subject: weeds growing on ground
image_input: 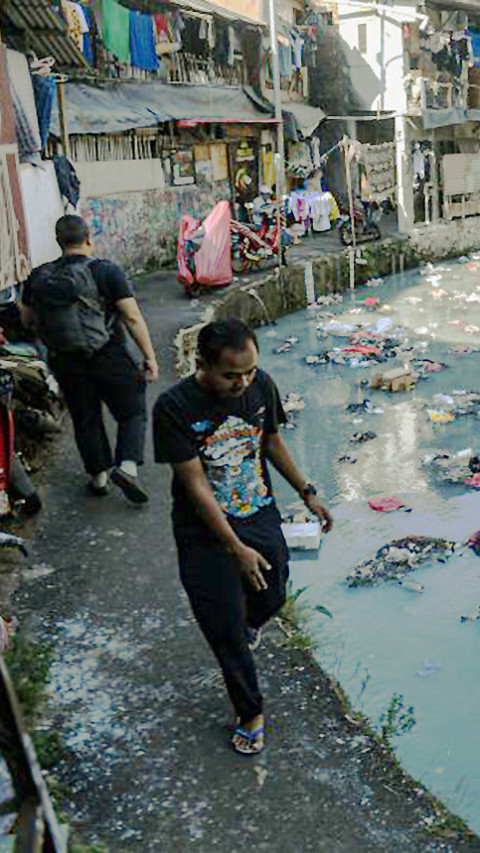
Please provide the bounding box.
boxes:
[4,634,53,725]
[378,692,416,744]
[279,582,332,651]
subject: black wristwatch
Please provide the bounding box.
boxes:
[302,483,317,498]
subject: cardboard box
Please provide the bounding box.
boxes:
[281,522,322,550]
[370,367,417,392]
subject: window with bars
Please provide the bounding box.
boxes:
[358,23,367,54]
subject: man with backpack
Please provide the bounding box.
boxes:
[21,215,159,503]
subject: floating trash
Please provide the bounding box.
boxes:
[417,659,442,678]
[367,496,411,513]
[346,536,457,587]
[460,605,480,623]
[282,392,305,413]
[350,430,376,443]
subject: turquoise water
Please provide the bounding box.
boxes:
[257,257,480,836]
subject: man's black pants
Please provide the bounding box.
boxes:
[175,505,289,723]
[50,339,147,476]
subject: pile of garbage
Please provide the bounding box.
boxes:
[346,535,458,587]
[421,448,480,486]
[426,391,480,429]
[0,329,63,517]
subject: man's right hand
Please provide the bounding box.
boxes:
[144,358,159,382]
[233,543,272,592]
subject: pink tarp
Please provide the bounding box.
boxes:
[177,200,232,287]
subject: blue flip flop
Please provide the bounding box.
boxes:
[231,723,265,755]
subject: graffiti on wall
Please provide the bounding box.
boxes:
[81,182,231,273]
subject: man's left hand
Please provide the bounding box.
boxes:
[304,495,333,532]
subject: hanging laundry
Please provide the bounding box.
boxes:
[207,20,215,50]
[311,137,321,170]
[278,31,292,78]
[81,5,100,66]
[129,11,159,71]
[154,13,169,42]
[60,1,89,51]
[154,13,181,55]
[468,29,480,67]
[53,155,81,208]
[291,32,304,69]
[31,75,56,151]
[228,26,242,66]
[228,26,235,65]
[6,49,42,164]
[101,0,130,63]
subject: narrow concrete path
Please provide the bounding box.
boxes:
[12,269,479,851]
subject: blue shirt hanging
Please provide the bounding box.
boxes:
[129,11,159,71]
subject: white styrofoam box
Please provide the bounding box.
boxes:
[281,522,322,550]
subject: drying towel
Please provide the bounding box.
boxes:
[60,1,89,51]
[101,0,130,63]
[129,10,159,71]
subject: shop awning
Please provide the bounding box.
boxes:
[49,80,278,135]
[244,86,326,139]
[281,99,325,139]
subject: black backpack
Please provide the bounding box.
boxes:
[30,258,112,356]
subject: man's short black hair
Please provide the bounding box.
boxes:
[197,319,258,364]
[55,215,90,249]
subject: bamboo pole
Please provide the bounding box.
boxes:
[56,80,71,160]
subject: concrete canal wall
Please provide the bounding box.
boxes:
[175,216,480,373]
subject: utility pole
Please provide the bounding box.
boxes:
[268,0,285,267]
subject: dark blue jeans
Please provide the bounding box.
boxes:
[50,338,146,475]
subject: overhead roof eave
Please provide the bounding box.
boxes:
[49,79,277,135]
[116,0,266,27]
[425,0,480,16]
[2,0,90,70]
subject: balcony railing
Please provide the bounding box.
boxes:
[406,72,480,114]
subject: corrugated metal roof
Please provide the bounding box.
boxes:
[2,0,90,70]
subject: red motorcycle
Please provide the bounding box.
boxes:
[231,215,280,274]
[231,199,289,274]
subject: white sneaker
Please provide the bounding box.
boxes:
[247,627,262,651]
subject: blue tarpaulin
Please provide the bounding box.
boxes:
[50,80,277,135]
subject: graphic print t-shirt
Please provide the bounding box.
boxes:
[153,369,286,522]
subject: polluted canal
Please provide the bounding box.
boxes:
[257,254,480,837]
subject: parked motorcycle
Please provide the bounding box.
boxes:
[231,203,288,273]
[337,200,383,245]
[231,216,279,274]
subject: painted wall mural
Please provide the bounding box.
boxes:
[81,181,231,273]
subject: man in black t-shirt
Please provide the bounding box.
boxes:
[153,319,332,755]
[21,215,159,503]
